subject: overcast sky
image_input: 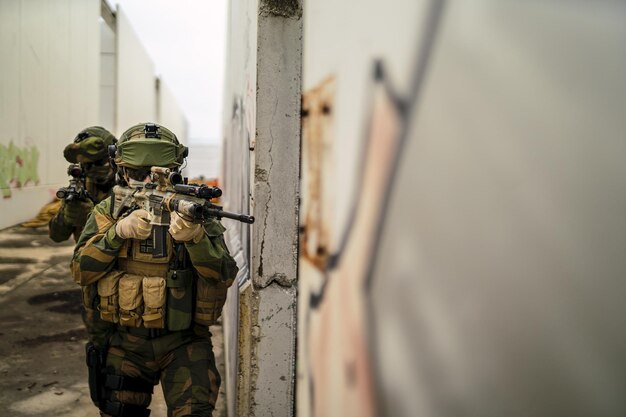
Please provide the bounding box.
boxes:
[106,0,228,144]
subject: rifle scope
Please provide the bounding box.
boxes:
[174,184,222,200]
[67,164,83,178]
[56,188,76,201]
[168,172,183,185]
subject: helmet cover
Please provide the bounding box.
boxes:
[63,126,117,164]
[114,123,187,168]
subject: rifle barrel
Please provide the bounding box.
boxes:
[203,206,255,224]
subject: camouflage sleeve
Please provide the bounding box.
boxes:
[71,197,125,286]
[48,208,75,243]
[185,219,239,284]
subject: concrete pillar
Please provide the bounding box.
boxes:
[240,1,302,415]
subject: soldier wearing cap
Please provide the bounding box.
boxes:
[49,126,118,242]
[49,126,119,381]
[72,123,238,417]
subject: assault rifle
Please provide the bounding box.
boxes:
[56,164,94,203]
[111,167,254,257]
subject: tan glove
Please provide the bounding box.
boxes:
[115,209,152,240]
[169,211,204,243]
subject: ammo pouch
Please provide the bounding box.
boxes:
[166,269,194,331]
[97,271,190,331]
[97,272,123,323]
[142,277,166,329]
[118,274,144,327]
[195,278,229,326]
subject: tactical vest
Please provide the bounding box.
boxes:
[96,235,228,330]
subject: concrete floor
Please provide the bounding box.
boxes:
[0,225,226,417]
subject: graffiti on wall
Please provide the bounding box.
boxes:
[0,142,40,198]
[298,1,447,416]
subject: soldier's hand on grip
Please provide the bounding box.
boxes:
[63,199,94,226]
[169,211,204,243]
[115,209,152,240]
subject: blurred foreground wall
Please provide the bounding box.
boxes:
[0,0,100,229]
[222,0,301,415]
[298,1,626,417]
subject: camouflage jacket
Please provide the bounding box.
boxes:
[49,177,114,243]
[71,196,239,327]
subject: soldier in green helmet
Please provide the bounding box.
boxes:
[72,123,238,417]
[49,126,118,242]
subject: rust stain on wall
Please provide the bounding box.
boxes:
[299,70,404,417]
[300,76,335,271]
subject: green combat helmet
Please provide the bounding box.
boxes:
[63,126,117,164]
[111,123,188,168]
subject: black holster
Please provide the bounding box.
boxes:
[85,341,153,417]
[85,342,106,407]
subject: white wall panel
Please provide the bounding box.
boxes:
[47,0,73,185]
[100,19,117,133]
[221,0,258,415]
[0,0,99,229]
[0,1,21,143]
[157,79,188,144]
[115,6,156,136]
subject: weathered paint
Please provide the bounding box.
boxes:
[0,142,40,198]
[259,0,302,18]
[300,77,335,271]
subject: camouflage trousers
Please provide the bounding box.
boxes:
[102,325,220,417]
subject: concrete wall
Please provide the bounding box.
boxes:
[299,1,626,417]
[115,5,156,136]
[250,3,301,415]
[221,0,257,413]
[0,0,100,229]
[222,0,301,415]
[99,18,116,134]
